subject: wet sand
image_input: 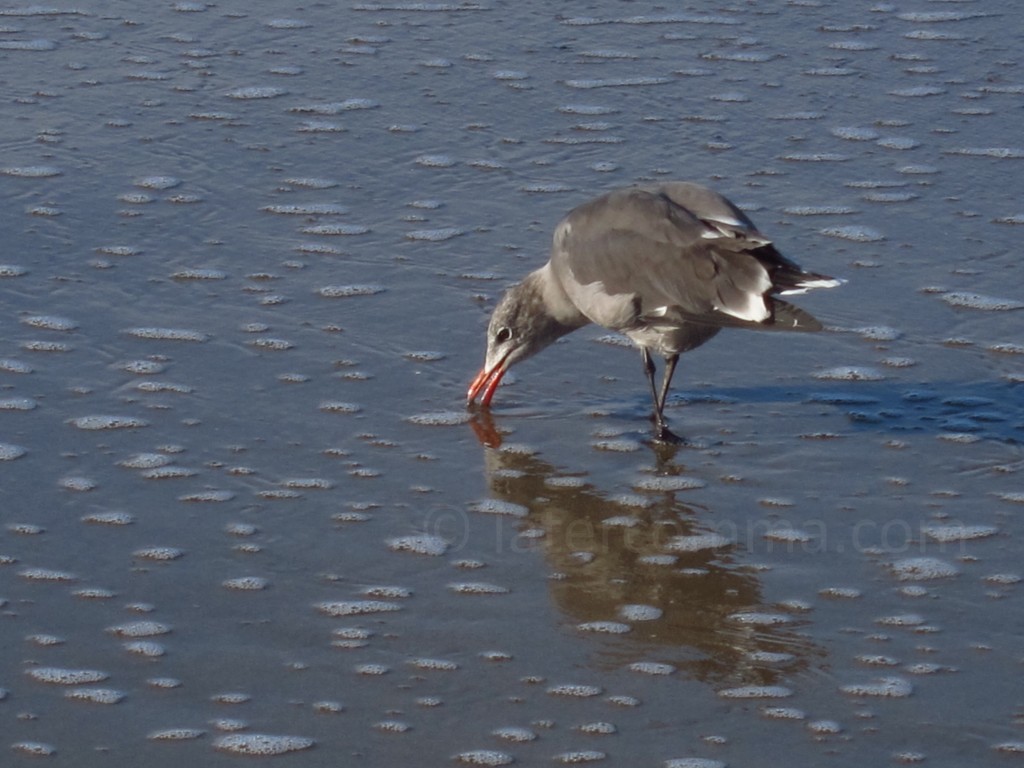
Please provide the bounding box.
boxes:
[1,1,1022,765]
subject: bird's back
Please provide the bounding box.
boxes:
[548,182,834,346]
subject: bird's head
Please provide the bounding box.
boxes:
[467,276,569,407]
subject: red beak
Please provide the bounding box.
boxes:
[467,354,510,407]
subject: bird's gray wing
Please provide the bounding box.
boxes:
[637,181,759,234]
[550,186,792,332]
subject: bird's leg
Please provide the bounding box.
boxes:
[641,349,683,444]
[641,347,660,415]
[654,354,683,443]
[657,354,679,416]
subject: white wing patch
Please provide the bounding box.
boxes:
[717,293,771,323]
[778,276,845,296]
[699,217,776,251]
[699,215,754,241]
[700,224,734,240]
[704,214,747,229]
[716,265,772,322]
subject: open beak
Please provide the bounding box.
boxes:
[466,353,510,407]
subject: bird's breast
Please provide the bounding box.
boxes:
[626,322,722,356]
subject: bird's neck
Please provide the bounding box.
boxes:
[525,262,590,331]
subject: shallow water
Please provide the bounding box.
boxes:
[1,1,1023,765]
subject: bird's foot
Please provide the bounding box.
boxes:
[652,420,685,445]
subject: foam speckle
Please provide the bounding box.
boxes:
[718,685,793,699]
[922,524,998,542]
[124,327,208,341]
[470,499,529,517]
[213,733,314,756]
[664,759,727,768]
[577,621,631,634]
[814,366,886,381]
[226,86,287,100]
[454,750,515,765]
[316,600,402,616]
[132,547,185,561]
[405,227,465,241]
[628,661,675,676]
[0,442,27,460]
[447,582,509,595]
[634,475,706,492]
[148,728,205,741]
[940,292,1024,311]
[887,557,959,581]
[547,683,603,697]
[69,415,149,430]
[21,314,78,331]
[318,284,385,298]
[19,568,78,582]
[65,687,126,704]
[2,165,62,177]
[106,620,171,638]
[222,576,269,591]
[28,667,109,685]
[406,410,471,426]
[666,533,731,552]
[302,223,370,236]
[840,676,913,698]
[619,604,662,621]
[387,534,449,556]
[11,742,57,757]
[552,750,607,764]
[319,401,362,414]
[819,225,885,242]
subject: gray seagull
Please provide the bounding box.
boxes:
[467,182,842,442]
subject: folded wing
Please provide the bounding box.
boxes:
[550,183,838,334]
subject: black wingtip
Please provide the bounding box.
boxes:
[771,299,824,332]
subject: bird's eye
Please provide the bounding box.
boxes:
[494,327,512,344]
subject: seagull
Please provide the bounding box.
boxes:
[467,182,842,442]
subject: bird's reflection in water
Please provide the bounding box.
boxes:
[469,412,822,689]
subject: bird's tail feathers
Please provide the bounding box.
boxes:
[778,272,845,296]
[773,266,845,295]
[641,298,825,333]
[770,299,824,332]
